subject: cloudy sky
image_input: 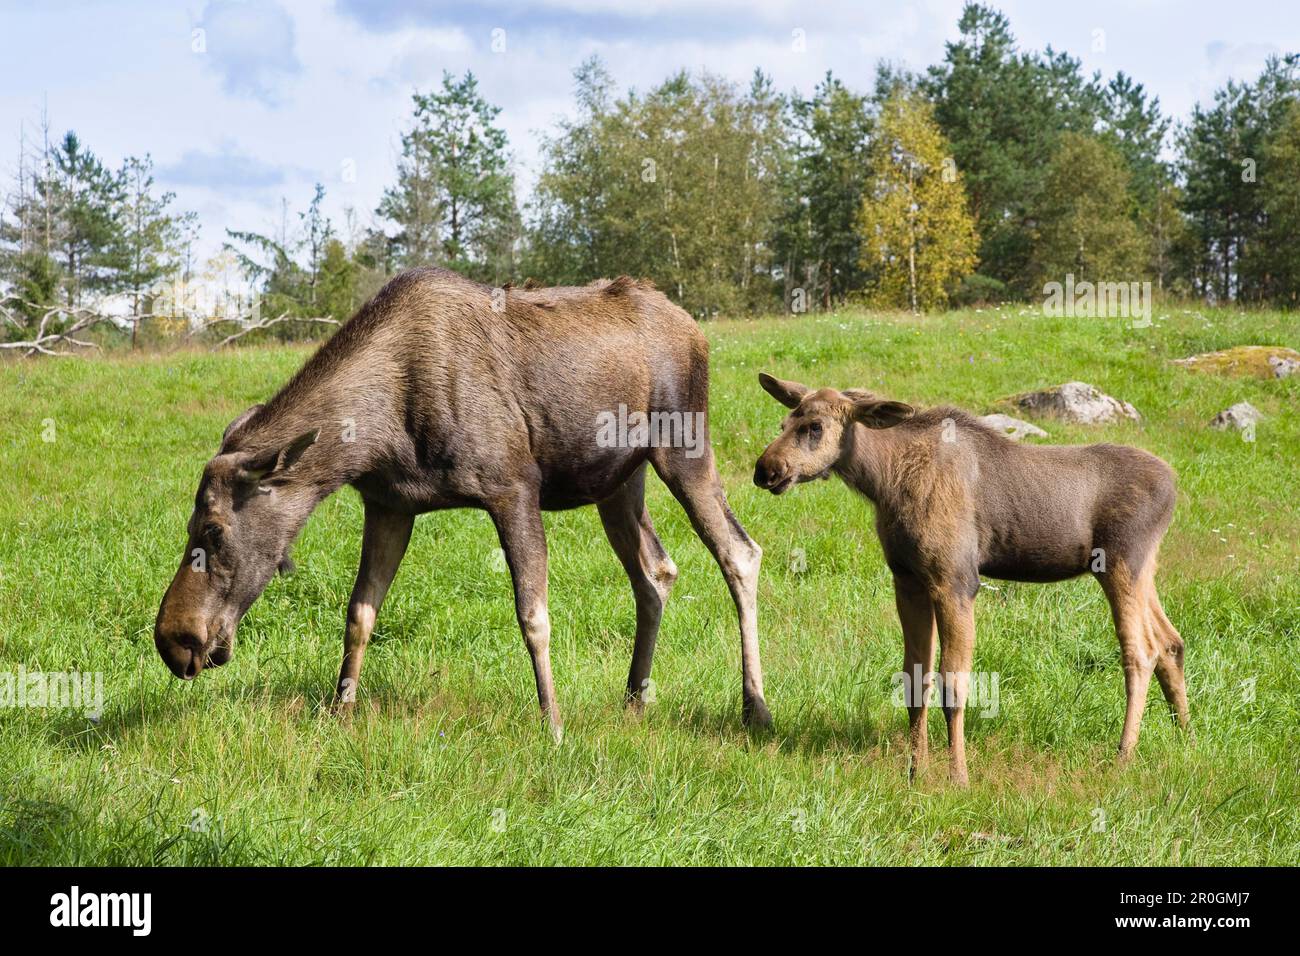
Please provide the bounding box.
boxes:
[1,0,1295,261]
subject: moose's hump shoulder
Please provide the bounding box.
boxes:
[1086,442,1177,495]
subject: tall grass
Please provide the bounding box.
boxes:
[0,304,1296,864]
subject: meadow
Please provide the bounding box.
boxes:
[0,303,1297,865]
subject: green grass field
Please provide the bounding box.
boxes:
[1,304,1297,865]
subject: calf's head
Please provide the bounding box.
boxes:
[753,372,914,494]
[154,407,318,680]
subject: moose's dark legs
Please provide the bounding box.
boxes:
[1149,589,1190,731]
[894,575,936,781]
[597,465,678,711]
[931,588,975,786]
[488,488,562,739]
[653,447,770,728]
[334,503,414,710]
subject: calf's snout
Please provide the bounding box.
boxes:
[753,451,794,493]
[753,457,785,489]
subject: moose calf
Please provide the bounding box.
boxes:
[753,373,1188,785]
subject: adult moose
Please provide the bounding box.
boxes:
[752,373,1188,785]
[154,269,770,736]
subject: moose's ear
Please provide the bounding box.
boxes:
[851,399,915,429]
[236,428,320,484]
[758,372,810,409]
[220,404,264,451]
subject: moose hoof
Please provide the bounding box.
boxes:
[742,697,773,731]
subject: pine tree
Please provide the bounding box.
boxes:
[1247,100,1300,304]
[1178,55,1300,301]
[51,131,127,306]
[299,183,332,309]
[377,71,519,281]
[0,118,63,322]
[1101,73,1170,212]
[316,237,360,321]
[119,155,192,327]
[924,4,1103,293]
[224,189,329,333]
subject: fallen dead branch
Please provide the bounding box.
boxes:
[0,295,339,357]
[0,297,116,357]
[207,313,340,350]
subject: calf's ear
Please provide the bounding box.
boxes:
[852,399,914,429]
[758,372,809,408]
[236,428,320,484]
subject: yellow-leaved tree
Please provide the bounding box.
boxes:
[857,90,978,311]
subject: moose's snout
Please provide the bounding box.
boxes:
[155,578,231,680]
[155,583,208,680]
[155,622,234,679]
[753,455,793,495]
[155,628,205,680]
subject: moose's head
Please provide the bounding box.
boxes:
[154,405,318,680]
[752,372,914,494]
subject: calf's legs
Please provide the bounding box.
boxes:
[931,589,975,786]
[894,575,936,781]
[334,503,414,710]
[653,447,770,728]
[1097,560,1163,761]
[912,557,1188,780]
[598,465,678,711]
[1149,589,1190,731]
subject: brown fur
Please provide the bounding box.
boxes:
[154,268,771,733]
[753,373,1189,784]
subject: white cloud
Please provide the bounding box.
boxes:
[196,0,302,105]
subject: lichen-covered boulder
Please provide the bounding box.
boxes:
[1174,345,1300,380]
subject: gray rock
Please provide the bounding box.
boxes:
[1012,381,1141,425]
[979,413,1048,441]
[1268,355,1299,379]
[1210,401,1263,431]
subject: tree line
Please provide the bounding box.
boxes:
[4,3,1300,351]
